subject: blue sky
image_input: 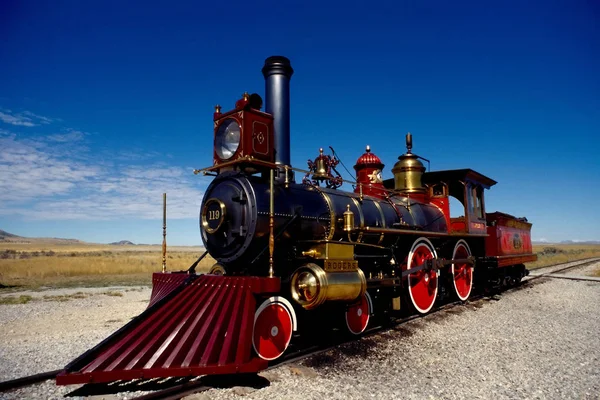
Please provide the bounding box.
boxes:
[1,0,598,245]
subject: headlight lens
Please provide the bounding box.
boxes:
[215,119,241,160]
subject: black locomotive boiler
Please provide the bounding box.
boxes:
[57,56,537,385]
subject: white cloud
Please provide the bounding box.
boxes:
[0,134,99,201]
[0,109,56,127]
[20,111,56,124]
[46,129,86,143]
[0,130,210,221]
[0,111,36,127]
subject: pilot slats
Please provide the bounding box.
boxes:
[147,272,190,308]
[56,275,279,385]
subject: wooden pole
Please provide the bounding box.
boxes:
[162,193,167,273]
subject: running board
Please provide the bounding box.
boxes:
[56,274,280,385]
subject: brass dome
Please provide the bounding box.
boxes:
[391,133,426,193]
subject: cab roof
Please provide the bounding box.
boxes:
[422,168,497,189]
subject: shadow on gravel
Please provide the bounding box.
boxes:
[514,277,550,291]
[302,352,341,369]
[390,325,415,337]
[338,337,378,358]
[66,373,269,397]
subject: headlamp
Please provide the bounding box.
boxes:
[215,118,241,160]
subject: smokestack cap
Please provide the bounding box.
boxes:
[262,56,294,78]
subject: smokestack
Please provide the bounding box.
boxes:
[262,56,294,167]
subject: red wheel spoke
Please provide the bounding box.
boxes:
[406,238,438,314]
[452,241,473,301]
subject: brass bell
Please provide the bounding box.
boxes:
[315,148,327,176]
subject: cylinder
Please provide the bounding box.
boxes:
[262,56,294,167]
[290,263,366,310]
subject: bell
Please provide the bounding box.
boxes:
[315,148,327,176]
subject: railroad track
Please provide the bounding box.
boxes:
[2,257,598,399]
[0,370,63,393]
[525,257,600,281]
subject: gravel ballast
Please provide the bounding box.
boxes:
[1,263,599,399]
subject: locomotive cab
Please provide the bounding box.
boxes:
[422,169,497,235]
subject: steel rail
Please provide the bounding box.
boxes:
[525,257,600,279]
[0,369,62,393]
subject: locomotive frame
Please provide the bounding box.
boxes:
[56,56,537,385]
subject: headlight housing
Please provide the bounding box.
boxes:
[214,118,241,160]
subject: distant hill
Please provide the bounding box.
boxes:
[0,229,20,239]
[533,240,600,245]
[109,240,136,246]
[0,229,84,244]
[559,240,600,245]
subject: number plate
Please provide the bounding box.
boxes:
[323,260,358,272]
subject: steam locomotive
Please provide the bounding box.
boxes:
[57,56,537,385]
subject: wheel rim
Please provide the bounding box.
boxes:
[345,293,371,335]
[452,240,473,301]
[253,300,293,361]
[407,239,438,314]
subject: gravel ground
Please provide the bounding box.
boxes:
[1,262,599,400]
[0,287,150,399]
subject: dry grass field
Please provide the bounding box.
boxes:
[1,241,599,291]
[529,244,600,274]
[0,242,215,290]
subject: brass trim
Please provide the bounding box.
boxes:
[290,263,328,310]
[302,249,321,258]
[313,187,336,240]
[251,121,270,156]
[323,242,354,259]
[302,242,355,260]
[372,200,386,228]
[284,165,290,187]
[201,198,226,234]
[290,263,366,310]
[361,226,488,238]
[372,200,386,245]
[298,239,386,250]
[350,197,364,243]
[343,205,355,233]
[194,156,277,174]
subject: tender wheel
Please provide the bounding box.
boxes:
[451,240,473,301]
[252,297,296,361]
[345,292,372,335]
[405,238,438,314]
